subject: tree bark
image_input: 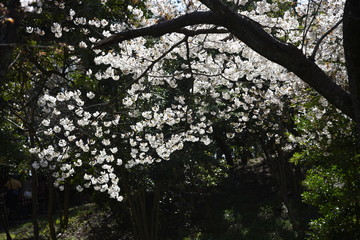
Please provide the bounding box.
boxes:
[47,174,57,240]
[0,195,12,240]
[343,0,360,131]
[29,132,40,240]
[62,182,70,230]
[55,188,64,229]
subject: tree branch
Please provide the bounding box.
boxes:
[94,11,223,49]
[310,18,343,60]
[94,1,354,119]
[301,0,323,52]
[85,36,188,111]
[175,27,228,36]
[198,0,354,119]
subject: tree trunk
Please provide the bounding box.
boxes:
[122,170,160,240]
[55,188,64,229]
[343,8,360,237]
[343,0,360,132]
[261,139,305,238]
[0,196,12,240]
[47,174,57,240]
[30,168,40,240]
[29,132,40,240]
[62,182,70,230]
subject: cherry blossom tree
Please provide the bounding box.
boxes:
[1,0,359,239]
[95,0,355,118]
[86,0,360,237]
[1,0,145,239]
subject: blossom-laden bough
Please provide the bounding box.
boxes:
[13,0,353,202]
[2,2,358,231]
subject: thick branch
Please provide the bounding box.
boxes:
[94,11,223,48]
[176,27,228,36]
[95,1,354,119]
[199,0,353,119]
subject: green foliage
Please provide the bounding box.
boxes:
[0,120,27,178]
[292,93,360,239]
[302,155,360,240]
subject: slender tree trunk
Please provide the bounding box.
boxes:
[261,140,304,237]
[30,168,40,240]
[29,131,40,240]
[150,187,160,240]
[62,182,70,229]
[1,196,12,240]
[47,174,57,240]
[122,170,160,240]
[55,188,64,229]
[139,190,150,240]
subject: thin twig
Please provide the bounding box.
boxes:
[8,52,20,69]
[300,0,312,51]
[310,18,343,60]
[302,0,323,52]
[3,117,25,130]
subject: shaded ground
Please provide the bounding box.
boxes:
[182,159,298,240]
[0,159,309,240]
[0,203,134,240]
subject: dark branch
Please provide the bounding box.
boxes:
[199,0,353,119]
[94,11,223,49]
[176,27,228,36]
[94,0,354,119]
[301,0,323,52]
[310,18,343,60]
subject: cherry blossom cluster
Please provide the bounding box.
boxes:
[20,0,349,201]
[30,90,125,201]
[20,0,42,12]
[292,96,353,156]
[91,0,348,162]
